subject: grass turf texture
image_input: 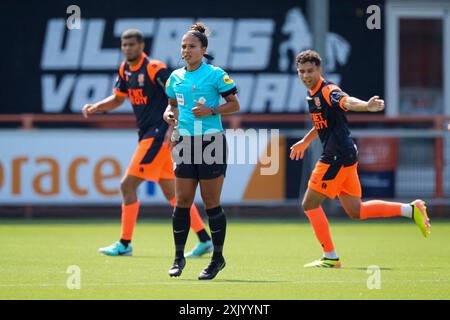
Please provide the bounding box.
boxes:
[0,219,449,300]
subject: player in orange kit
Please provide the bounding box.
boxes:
[82,29,212,257]
[290,50,431,268]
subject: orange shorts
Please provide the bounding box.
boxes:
[308,161,362,199]
[126,137,175,182]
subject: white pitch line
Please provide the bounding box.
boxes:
[0,279,449,288]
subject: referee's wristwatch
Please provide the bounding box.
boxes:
[210,107,219,115]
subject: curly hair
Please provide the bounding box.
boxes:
[296,50,322,66]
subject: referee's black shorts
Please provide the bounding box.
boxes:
[172,132,227,180]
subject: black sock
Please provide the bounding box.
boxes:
[206,206,226,261]
[172,207,190,259]
[120,239,130,247]
[197,229,211,242]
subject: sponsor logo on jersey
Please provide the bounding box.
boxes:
[176,93,185,106]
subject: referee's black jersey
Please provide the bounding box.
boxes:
[306,77,357,166]
[114,52,171,140]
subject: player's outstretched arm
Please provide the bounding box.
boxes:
[290,127,318,160]
[82,94,125,118]
[343,95,385,112]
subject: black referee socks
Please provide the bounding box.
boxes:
[206,206,227,261]
[172,207,191,259]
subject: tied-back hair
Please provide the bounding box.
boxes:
[188,22,214,61]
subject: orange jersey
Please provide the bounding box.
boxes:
[307,77,357,166]
[114,53,171,141]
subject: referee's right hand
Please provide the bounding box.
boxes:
[82,104,97,118]
[163,111,178,126]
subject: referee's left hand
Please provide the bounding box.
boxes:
[192,101,213,118]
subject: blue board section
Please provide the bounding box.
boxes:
[146,181,156,196]
[359,171,395,198]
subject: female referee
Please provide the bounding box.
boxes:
[163,22,240,280]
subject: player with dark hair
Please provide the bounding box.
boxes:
[290,49,431,268]
[164,23,240,280]
[82,28,213,258]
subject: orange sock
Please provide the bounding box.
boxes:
[120,200,140,240]
[360,200,402,220]
[169,198,206,232]
[305,207,335,252]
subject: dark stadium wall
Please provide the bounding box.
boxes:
[0,0,384,115]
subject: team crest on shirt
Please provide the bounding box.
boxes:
[124,70,131,81]
[138,73,145,87]
[223,74,234,85]
[314,97,322,109]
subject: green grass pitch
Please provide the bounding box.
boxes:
[0,218,449,300]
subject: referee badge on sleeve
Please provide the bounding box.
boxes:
[223,74,234,85]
